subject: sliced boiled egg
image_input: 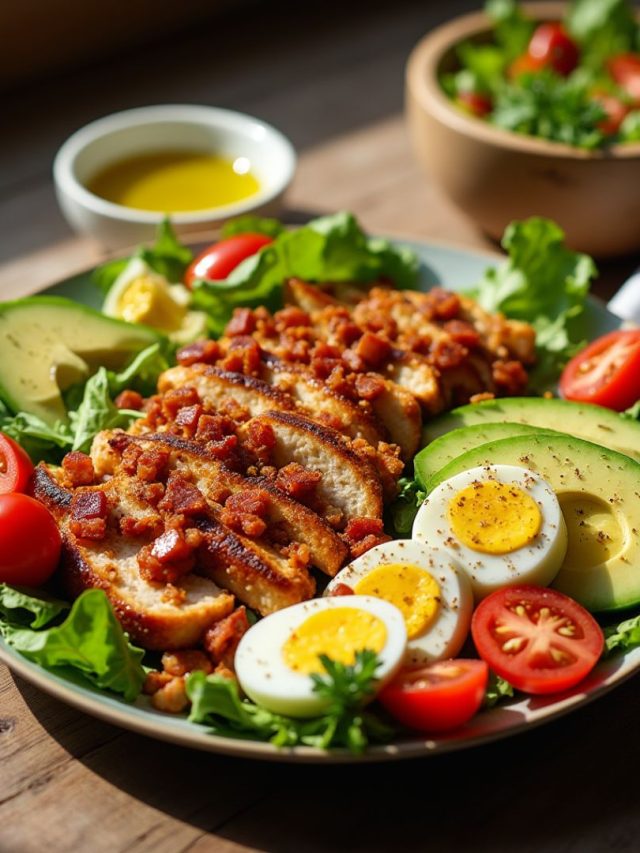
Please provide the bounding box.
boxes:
[412,465,568,600]
[324,539,473,665]
[234,596,407,718]
[103,257,208,343]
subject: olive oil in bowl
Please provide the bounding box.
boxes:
[87,151,261,213]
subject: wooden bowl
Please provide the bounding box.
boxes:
[405,1,640,258]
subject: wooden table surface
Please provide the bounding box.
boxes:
[1,2,639,851]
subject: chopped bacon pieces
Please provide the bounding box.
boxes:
[429,339,468,370]
[342,516,391,558]
[114,389,144,410]
[425,288,461,321]
[204,607,250,670]
[355,332,392,369]
[162,387,201,420]
[275,462,322,501]
[122,444,170,483]
[69,490,108,540]
[221,488,270,538]
[444,320,481,349]
[327,582,355,597]
[176,339,220,366]
[225,308,256,337]
[274,306,311,330]
[242,419,276,463]
[195,413,236,443]
[138,528,196,584]
[354,373,386,401]
[159,475,208,517]
[61,451,95,487]
[119,514,163,538]
[492,359,529,396]
[219,336,261,374]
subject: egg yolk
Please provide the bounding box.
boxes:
[353,564,440,639]
[448,480,541,555]
[117,276,186,329]
[282,607,387,675]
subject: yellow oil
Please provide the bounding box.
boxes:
[87,151,260,212]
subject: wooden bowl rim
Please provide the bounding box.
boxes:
[406,0,640,160]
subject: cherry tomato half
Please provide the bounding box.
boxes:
[471,586,603,695]
[559,330,640,411]
[508,52,544,79]
[527,22,579,76]
[0,433,33,495]
[592,91,630,135]
[378,659,488,733]
[184,233,273,287]
[457,91,493,117]
[608,53,640,105]
[0,493,61,586]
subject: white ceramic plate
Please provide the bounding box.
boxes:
[0,238,634,763]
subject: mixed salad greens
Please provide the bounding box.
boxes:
[1,211,640,754]
[442,0,640,148]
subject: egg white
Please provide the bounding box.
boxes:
[412,464,568,600]
[234,595,407,718]
[324,539,473,665]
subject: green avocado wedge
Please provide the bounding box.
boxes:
[0,296,164,425]
[422,397,640,463]
[414,422,559,492]
[426,433,640,613]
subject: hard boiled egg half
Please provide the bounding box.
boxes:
[234,596,407,718]
[325,539,473,666]
[103,257,207,344]
[413,465,568,600]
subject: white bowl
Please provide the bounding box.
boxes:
[53,104,297,250]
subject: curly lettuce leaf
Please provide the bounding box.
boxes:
[187,650,394,753]
[1,588,145,701]
[388,477,426,538]
[604,614,640,656]
[69,367,143,453]
[470,217,597,390]
[0,584,69,631]
[94,219,193,293]
[221,215,286,239]
[484,673,515,708]
[192,212,419,336]
[0,401,73,463]
[567,0,639,67]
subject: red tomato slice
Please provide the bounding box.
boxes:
[608,53,640,105]
[559,330,640,411]
[592,91,630,135]
[184,233,273,287]
[0,433,34,494]
[0,493,61,586]
[378,659,488,733]
[527,22,579,76]
[457,91,493,117]
[471,586,603,695]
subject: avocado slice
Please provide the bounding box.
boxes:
[0,296,163,425]
[427,433,640,613]
[422,397,640,463]
[415,422,558,492]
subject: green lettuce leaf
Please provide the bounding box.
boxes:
[192,212,419,336]
[108,342,169,397]
[221,215,286,239]
[1,588,145,701]
[69,368,143,453]
[0,584,69,631]
[187,649,394,753]
[470,217,597,389]
[388,477,426,538]
[484,673,515,708]
[94,219,193,293]
[0,402,73,463]
[604,614,640,655]
[567,0,639,67]
[487,0,535,60]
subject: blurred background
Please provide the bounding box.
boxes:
[0,0,485,271]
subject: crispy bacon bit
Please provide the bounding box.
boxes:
[342,516,392,558]
[426,288,461,320]
[138,528,196,583]
[328,582,355,597]
[205,434,240,464]
[355,332,391,369]
[225,308,256,337]
[162,387,201,420]
[221,510,267,537]
[141,396,166,430]
[161,650,213,677]
[444,319,481,348]
[143,482,165,506]
[142,670,173,695]
[119,514,163,538]
[325,364,356,399]
[69,490,108,540]
[274,306,311,329]
[225,488,270,518]
[275,462,322,501]
[336,321,363,347]
[354,373,386,401]
[316,412,345,431]
[61,451,95,487]
[492,359,529,396]
[217,397,251,423]
[312,356,342,380]
[220,336,261,375]
[176,339,220,366]
[114,389,144,410]
[150,676,189,713]
[243,419,276,463]
[159,475,208,516]
[174,403,203,438]
[70,517,107,540]
[312,342,342,360]
[282,541,311,570]
[122,444,170,483]
[204,607,250,670]
[429,339,468,370]
[195,413,236,443]
[280,337,311,363]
